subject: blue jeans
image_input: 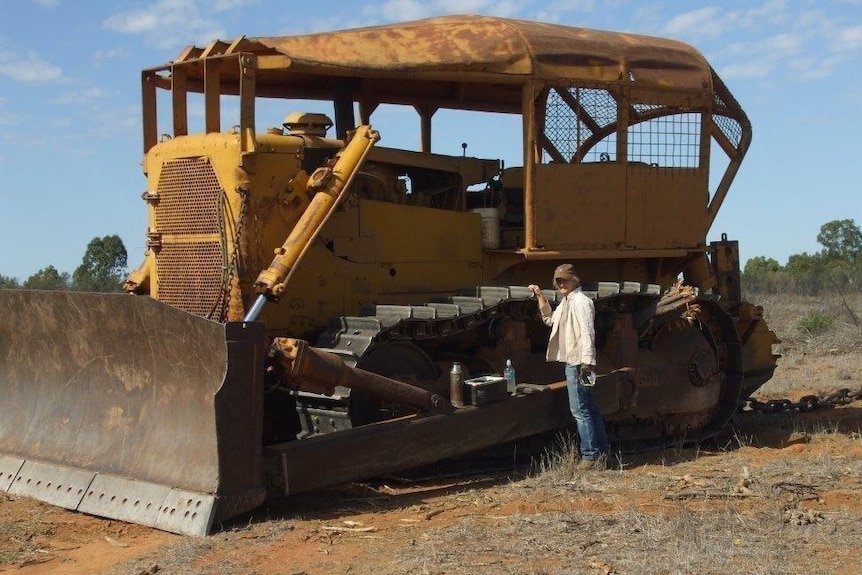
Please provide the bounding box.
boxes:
[565,363,610,460]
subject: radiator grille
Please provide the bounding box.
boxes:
[154,157,228,320]
[156,242,227,319]
[155,158,221,235]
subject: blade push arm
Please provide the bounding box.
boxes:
[245,125,380,321]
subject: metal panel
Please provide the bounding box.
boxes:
[79,474,170,528]
[77,474,217,537]
[8,460,94,509]
[0,455,24,492]
[625,165,708,249]
[154,489,218,536]
[534,163,626,251]
[359,200,482,263]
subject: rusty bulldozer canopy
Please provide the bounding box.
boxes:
[164,14,715,110]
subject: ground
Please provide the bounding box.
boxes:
[2,293,862,575]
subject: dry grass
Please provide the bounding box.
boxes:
[748,291,862,356]
[389,413,862,575]
[746,291,862,401]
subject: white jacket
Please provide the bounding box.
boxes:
[538,287,596,366]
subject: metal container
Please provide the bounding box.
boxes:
[463,376,508,406]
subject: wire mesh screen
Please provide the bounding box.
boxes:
[713,114,743,150]
[155,158,222,235]
[156,242,227,319]
[628,111,701,168]
[154,157,229,320]
[543,87,618,163]
[712,84,744,151]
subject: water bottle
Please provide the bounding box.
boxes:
[504,359,516,394]
[449,362,464,407]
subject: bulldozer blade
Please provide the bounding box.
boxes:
[0,290,266,536]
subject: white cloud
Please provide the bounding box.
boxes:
[663,1,791,45]
[788,55,841,80]
[741,0,788,28]
[378,0,432,21]
[49,116,74,128]
[764,33,803,55]
[705,1,862,84]
[103,9,163,35]
[545,0,595,11]
[663,7,736,40]
[0,51,62,83]
[93,48,129,65]
[832,24,862,52]
[88,104,140,138]
[794,9,840,31]
[103,0,227,49]
[432,0,520,15]
[377,0,523,23]
[720,59,776,81]
[719,32,803,80]
[0,113,19,126]
[49,87,110,105]
[213,0,257,11]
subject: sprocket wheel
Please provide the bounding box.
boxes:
[351,340,439,425]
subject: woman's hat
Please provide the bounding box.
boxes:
[553,264,579,285]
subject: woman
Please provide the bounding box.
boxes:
[529,264,610,469]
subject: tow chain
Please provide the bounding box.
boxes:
[741,385,862,414]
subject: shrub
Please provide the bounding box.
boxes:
[797,311,834,336]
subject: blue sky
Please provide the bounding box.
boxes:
[1,0,860,281]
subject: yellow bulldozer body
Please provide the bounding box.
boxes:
[0,15,778,535]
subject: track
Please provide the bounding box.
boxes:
[281,282,745,451]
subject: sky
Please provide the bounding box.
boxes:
[1,0,861,281]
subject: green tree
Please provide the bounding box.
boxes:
[742,256,783,294]
[72,235,128,292]
[784,252,826,293]
[23,266,70,290]
[0,274,21,289]
[743,256,782,276]
[816,219,862,286]
[817,219,862,261]
[0,274,20,289]
[785,252,822,275]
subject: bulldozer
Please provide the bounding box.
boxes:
[0,15,778,536]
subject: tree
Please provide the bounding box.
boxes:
[23,266,70,290]
[741,256,783,294]
[72,235,128,292]
[743,256,782,276]
[785,252,822,276]
[816,219,862,286]
[784,252,826,294]
[817,219,862,261]
[0,274,20,289]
